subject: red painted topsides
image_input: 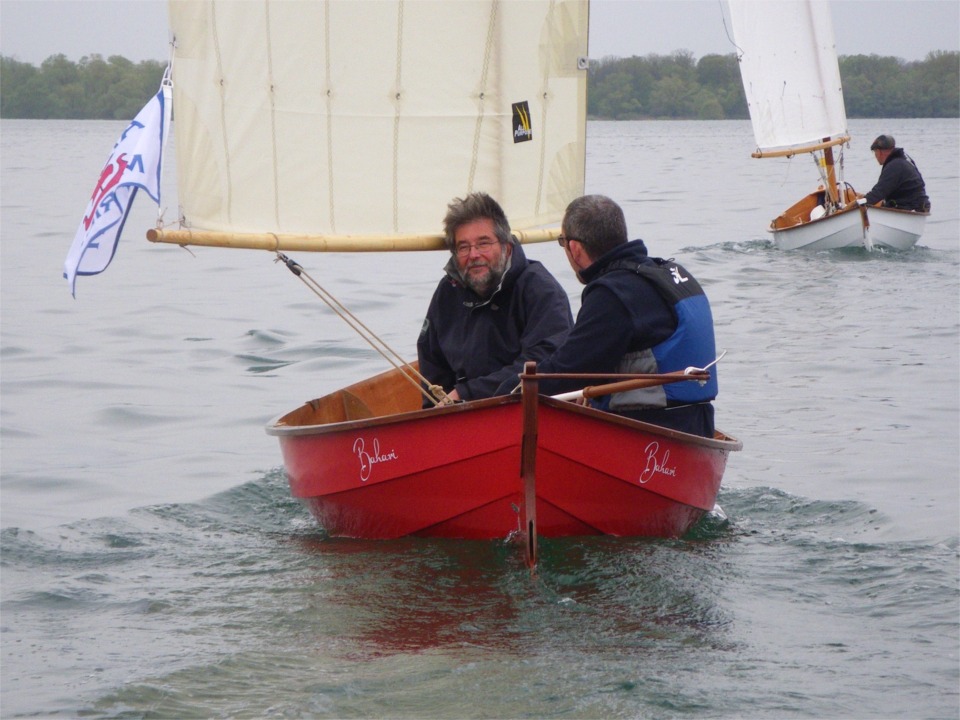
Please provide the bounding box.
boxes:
[267,365,740,540]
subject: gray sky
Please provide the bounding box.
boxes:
[1,0,957,66]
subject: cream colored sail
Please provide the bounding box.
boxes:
[162,0,588,250]
[727,0,848,155]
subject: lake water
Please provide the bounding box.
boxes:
[1,117,958,718]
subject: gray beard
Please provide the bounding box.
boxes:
[462,252,510,298]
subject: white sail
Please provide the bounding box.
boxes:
[167,0,588,243]
[727,0,847,153]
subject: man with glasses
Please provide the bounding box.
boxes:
[503,194,719,437]
[418,192,573,405]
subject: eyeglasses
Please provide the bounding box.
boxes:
[557,234,578,248]
[454,239,498,257]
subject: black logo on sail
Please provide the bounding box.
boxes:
[512,101,533,143]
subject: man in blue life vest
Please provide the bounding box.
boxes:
[863,134,931,211]
[503,194,718,437]
[418,192,573,406]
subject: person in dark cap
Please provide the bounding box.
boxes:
[863,134,930,211]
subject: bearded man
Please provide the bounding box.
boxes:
[417,192,573,405]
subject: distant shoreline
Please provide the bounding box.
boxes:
[2,51,958,121]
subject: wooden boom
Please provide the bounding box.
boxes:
[146,227,559,252]
[751,135,850,159]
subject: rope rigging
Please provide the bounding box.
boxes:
[273,252,450,407]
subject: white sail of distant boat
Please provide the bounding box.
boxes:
[731,0,848,156]
[153,0,588,251]
[727,0,927,251]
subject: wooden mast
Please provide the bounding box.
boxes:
[822,137,841,206]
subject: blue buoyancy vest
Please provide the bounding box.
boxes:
[592,257,719,412]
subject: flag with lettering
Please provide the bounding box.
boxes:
[64,77,172,297]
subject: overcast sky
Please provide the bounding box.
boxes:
[1,0,957,66]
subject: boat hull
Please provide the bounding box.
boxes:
[770,189,926,251]
[771,204,864,251]
[770,187,862,250]
[864,206,928,251]
[267,367,741,540]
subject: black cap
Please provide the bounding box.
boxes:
[870,134,895,151]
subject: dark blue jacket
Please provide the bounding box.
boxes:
[518,240,718,436]
[418,242,573,403]
[864,148,930,211]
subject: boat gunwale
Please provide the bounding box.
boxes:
[539,395,742,451]
[866,205,931,219]
[265,394,514,437]
[266,392,742,452]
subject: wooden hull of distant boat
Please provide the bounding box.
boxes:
[864,205,928,251]
[266,366,741,540]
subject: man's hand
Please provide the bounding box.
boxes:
[438,388,461,406]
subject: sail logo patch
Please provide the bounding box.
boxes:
[670,266,689,284]
[512,101,533,143]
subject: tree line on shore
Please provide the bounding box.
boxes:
[588,50,958,120]
[1,55,165,120]
[1,50,957,121]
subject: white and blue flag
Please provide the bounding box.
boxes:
[64,75,171,297]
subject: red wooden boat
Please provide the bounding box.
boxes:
[266,364,741,543]
[143,2,741,559]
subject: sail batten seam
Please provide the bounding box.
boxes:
[210,1,232,228]
[264,0,281,231]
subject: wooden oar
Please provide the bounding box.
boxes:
[581,370,709,400]
[547,352,725,402]
[551,370,710,402]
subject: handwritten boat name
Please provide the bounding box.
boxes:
[637,441,677,484]
[352,437,398,482]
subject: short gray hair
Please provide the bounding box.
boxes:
[562,195,628,259]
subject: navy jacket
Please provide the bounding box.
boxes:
[417,242,573,403]
[864,148,930,211]
[518,240,718,437]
